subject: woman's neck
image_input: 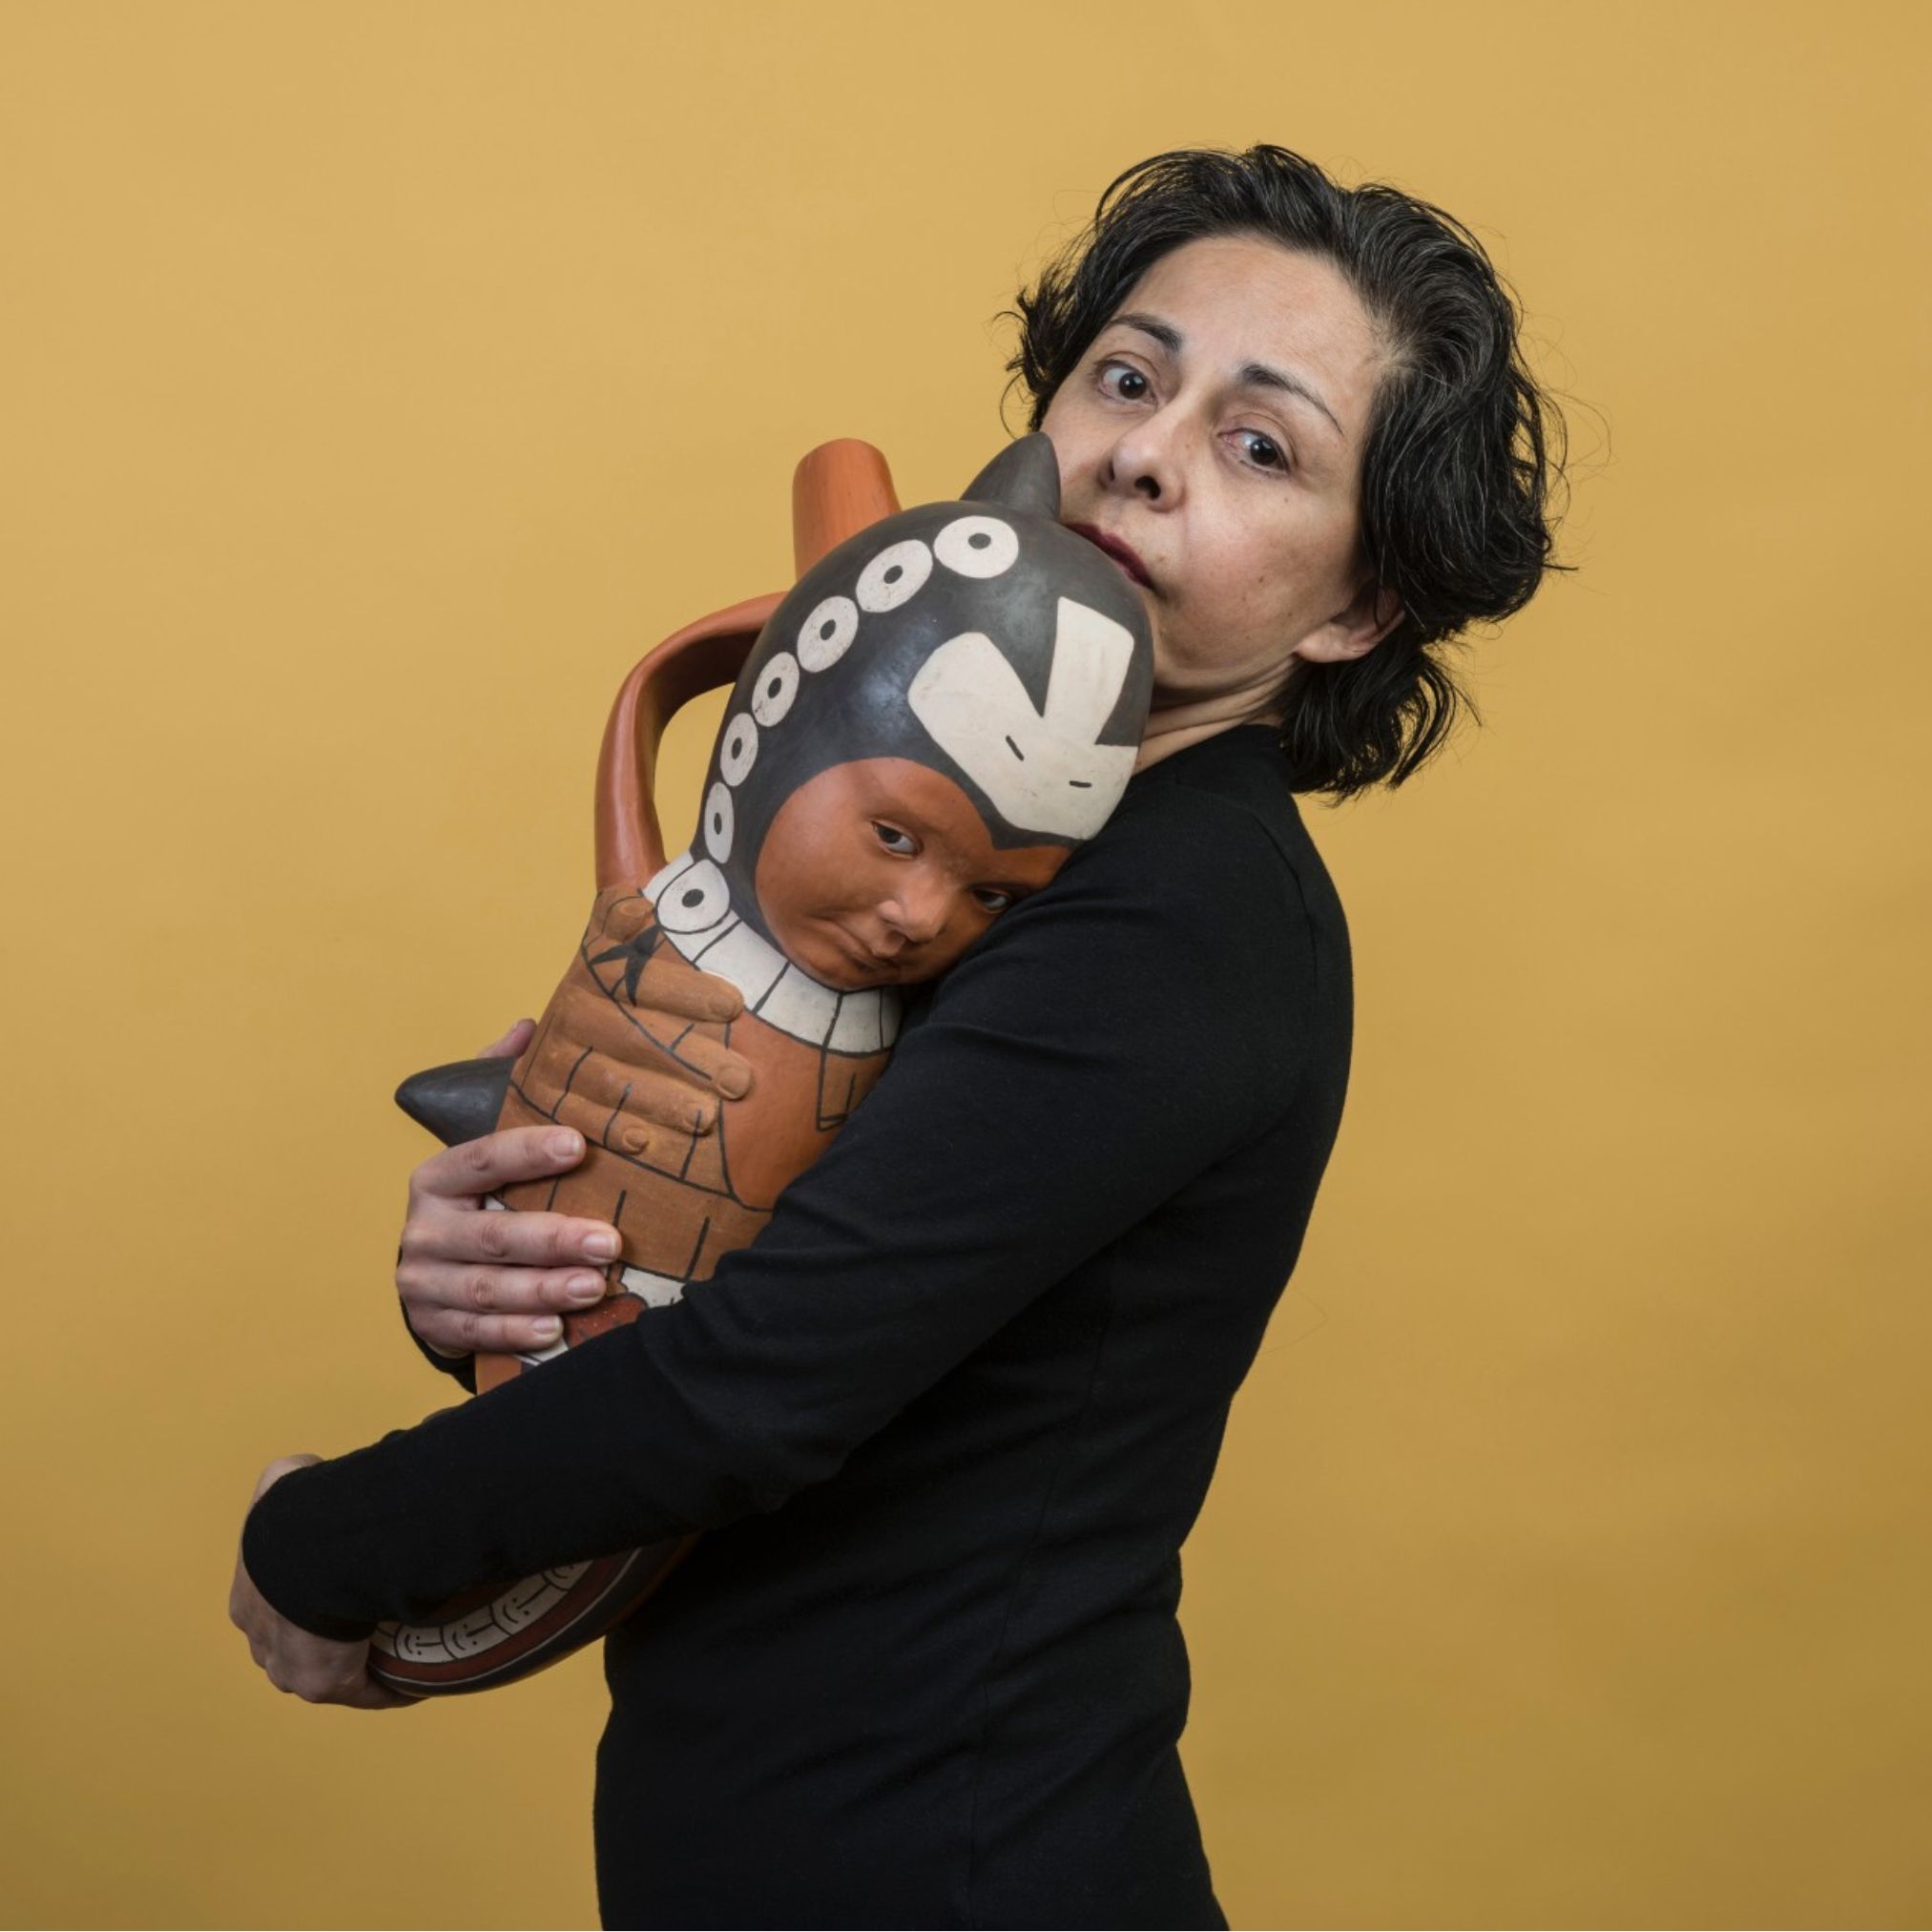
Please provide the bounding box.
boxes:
[1133,692,1283,773]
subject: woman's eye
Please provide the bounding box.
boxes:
[872,822,917,856]
[1236,428,1288,472]
[971,886,1014,914]
[1097,361,1150,403]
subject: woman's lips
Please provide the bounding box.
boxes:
[1066,521,1154,591]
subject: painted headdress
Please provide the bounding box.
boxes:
[645,432,1154,1050]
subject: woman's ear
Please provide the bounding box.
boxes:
[1293,579,1405,665]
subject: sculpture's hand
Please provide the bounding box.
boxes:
[229,1456,417,1710]
[513,890,754,1153]
[518,979,753,1153]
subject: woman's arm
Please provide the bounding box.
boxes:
[244,782,1315,1640]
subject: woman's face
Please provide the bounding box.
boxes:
[1041,233,1402,717]
[754,758,1065,990]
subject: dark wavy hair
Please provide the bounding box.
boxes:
[1002,145,1568,800]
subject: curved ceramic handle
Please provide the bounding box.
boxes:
[594,441,901,890]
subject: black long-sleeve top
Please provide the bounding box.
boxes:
[244,725,1354,1931]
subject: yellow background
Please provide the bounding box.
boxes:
[4,2,1927,1925]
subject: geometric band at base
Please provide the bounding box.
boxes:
[368,1537,697,1694]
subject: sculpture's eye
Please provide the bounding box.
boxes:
[799,594,859,672]
[857,538,933,613]
[719,712,758,785]
[752,651,800,727]
[703,782,735,862]
[935,515,1018,579]
[655,858,732,935]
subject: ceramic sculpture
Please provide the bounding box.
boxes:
[369,433,1153,1693]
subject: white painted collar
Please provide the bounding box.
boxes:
[645,849,901,1053]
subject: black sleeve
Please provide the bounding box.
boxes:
[242,787,1315,1640]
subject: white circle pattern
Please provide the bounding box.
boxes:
[655,859,732,934]
[798,595,859,672]
[719,712,758,785]
[751,651,800,726]
[703,782,734,862]
[856,539,932,613]
[934,515,1018,578]
[723,520,1018,840]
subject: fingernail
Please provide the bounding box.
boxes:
[566,1274,605,1302]
[619,1125,649,1153]
[716,1068,751,1100]
[550,1131,583,1159]
[532,1318,563,1342]
[583,1230,619,1259]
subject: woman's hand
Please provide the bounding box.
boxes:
[398,954,754,1361]
[228,1456,417,1710]
[397,1114,615,1359]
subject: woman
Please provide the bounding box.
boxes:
[235,146,1563,1928]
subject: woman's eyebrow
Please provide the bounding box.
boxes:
[1107,310,1343,442]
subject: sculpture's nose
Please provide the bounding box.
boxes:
[878,876,948,947]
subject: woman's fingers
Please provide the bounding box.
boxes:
[329,1676,422,1712]
[398,1202,617,1271]
[473,1016,537,1060]
[249,1453,322,1504]
[231,1480,425,1712]
[409,1124,588,1205]
[398,1129,618,1358]
[397,1259,610,1357]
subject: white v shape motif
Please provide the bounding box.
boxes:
[907,597,1137,841]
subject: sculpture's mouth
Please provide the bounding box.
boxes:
[819,919,904,984]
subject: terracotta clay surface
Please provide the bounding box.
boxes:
[488,883,893,1345]
[371,434,1153,1694]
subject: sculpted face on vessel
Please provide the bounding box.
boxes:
[753,758,1065,989]
[650,432,1156,1015]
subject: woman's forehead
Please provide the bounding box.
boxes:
[1107,235,1384,435]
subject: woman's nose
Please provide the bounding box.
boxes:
[1103,406,1186,507]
